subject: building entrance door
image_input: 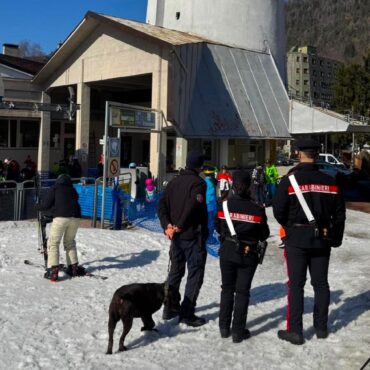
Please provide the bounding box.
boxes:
[121,136,132,167]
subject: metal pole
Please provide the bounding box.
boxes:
[157,112,163,192]
[101,101,109,229]
[351,132,355,169]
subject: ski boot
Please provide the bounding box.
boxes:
[44,266,59,282]
[65,263,86,277]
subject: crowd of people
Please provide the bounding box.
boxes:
[157,140,345,345]
[35,139,346,347]
[0,155,37,182]
[0,155,83,183]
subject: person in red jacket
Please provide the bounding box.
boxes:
[217,165,232,198]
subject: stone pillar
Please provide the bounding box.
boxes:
[175,137,188,170]
[37,92,51,177]
[150,51,168,184]
[76,82,90,176]
[219,139,229,167]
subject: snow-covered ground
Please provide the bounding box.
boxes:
[0,208,369,370]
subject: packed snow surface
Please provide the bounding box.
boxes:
[0,209,369,370]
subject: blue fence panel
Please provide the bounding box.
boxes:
[74,184,114,220]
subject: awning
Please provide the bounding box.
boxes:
[169,43,290,139]
[290,100,370,134]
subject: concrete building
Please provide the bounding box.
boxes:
[32,8,290,182]
[0,44,44,165]
[147,0,287,82]
[287,46,341,105]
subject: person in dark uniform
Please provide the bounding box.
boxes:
[273,139,346,345]
[157,151,208,327]
[216,171,270,343]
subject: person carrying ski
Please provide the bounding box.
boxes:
[36,173,85,281]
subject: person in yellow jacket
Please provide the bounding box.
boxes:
[265,160,279,203]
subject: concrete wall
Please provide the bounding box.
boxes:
[46,23,169,88]
[147,0,286,81]
[2,77,42,102]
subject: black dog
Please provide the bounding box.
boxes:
[106,282,176,354]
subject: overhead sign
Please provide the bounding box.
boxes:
[111,107,156,129]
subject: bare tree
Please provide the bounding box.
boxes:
[18,40,45,58]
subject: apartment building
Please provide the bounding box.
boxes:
[287,46,341,105]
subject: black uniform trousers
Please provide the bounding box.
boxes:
[168,234,207,318]
[284,246,331,334]
[219,254,258,335]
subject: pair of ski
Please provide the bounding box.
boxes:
[24,259,108,281]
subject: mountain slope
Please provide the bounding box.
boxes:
[286,0,370,63]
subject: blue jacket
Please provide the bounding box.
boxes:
[205,176,217,212]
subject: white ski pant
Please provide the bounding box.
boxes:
[47,217,80,268]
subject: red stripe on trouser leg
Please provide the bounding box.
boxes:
[283,248,291,331]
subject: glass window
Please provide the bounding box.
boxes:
[303,57,308,63]
[296,56,300,62]
[304,80,309,85]
[303,68,308,74]
[312,58,316,65]
[0,120,8,147]
[20,120,39,147]
[296,68,300,73]
[296,80,300,85]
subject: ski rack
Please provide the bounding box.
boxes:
[0,100,80,120]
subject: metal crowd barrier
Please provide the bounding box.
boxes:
[0,181,18,221]
[0,177,98,222]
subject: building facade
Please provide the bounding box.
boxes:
[287,46,341,105]
[32,11,290,183]
[0,44,44,166]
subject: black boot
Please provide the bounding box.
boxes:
[66,263,86,277]
[220,327,231,338]
[44,266,59,282]
[179,314,206,327]
[232,329,251,343]
[277,330,304,345]
[315,328,328,339]
[162,305,180,320]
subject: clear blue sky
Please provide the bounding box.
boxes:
[0,0,148,54]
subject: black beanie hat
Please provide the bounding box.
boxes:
[186,151,205,170]
[232,171,251,197]
[232,171,251,188]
